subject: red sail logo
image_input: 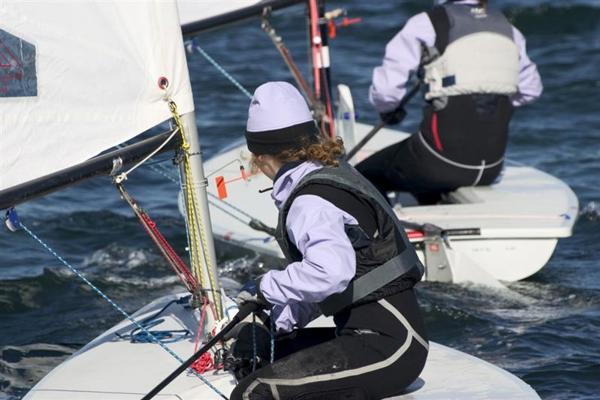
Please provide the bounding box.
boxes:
[0,29,37,97]
[0,39,20,68]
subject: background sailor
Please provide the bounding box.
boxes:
[356,0,543,204]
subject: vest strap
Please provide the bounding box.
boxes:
[319,250,420,316]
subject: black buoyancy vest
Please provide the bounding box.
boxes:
[275,162,424,316]
[418,4,516,167]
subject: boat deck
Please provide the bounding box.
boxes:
[24,294,539,399]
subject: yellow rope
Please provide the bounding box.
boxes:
[168,100,222,319]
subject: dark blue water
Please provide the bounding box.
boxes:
[1,1,599,399]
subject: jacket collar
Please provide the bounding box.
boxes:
[271,161,322,209]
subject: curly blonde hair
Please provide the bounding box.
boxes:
[274,136,345,167]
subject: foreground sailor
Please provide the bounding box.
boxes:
[229,81,428,400]
[357,0,543,203]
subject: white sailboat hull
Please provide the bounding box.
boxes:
[24,293,539,399]
[203,123,578,283]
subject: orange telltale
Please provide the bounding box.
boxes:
[216,176,228,200]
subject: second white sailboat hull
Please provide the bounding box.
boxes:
[202,123,578,284]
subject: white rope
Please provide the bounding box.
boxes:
[114,127,180,184]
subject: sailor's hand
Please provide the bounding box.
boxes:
[224,314,273,379]
[223,311,269,341]
[380,107,406,125]
[235,280,270,309]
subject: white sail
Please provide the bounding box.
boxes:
[177,0,263,26]
[0,1,194,191]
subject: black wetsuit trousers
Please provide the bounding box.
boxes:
[356,94,511,204]
[355,134,503,203]
[230,289,428,400]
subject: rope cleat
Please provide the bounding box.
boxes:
[4,208,21,232]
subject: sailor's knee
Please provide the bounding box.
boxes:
[230,379,274,400]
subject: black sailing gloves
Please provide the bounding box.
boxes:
[235,279,270,309]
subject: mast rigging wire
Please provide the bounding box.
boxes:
[186,40,252,100]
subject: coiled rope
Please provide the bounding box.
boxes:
[116,297,192,344]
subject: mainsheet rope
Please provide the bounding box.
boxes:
[17,221,228,400]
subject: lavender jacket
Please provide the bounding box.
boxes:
[259,162,358,333]
[369,0,543,113]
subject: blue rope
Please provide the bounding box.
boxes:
[18,222,228,400]
[116,298,192,344]
[118,318,191,344]
[251,313,257,372]
[187,40,253,99]
[270,317,275,364]
[248,314,276,366]
[147,163,179,184]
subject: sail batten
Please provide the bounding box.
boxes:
[0,1,194,192]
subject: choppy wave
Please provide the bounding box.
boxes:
[0,344,75,399]
[579,201,600,222]
[419,279,600,399]
[504,3,600,35]
[356,0,600,36]
[421,278,600,328]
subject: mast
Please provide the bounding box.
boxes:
[317,0,335,137]
[179,111,223,319]
[308,0,335,137]
[317,0,333,109]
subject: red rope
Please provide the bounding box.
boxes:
[193,300,209,353]
[138,211,199,292]
[432,112,444,151]
[192,352,215,374]
[191,299,220,373]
